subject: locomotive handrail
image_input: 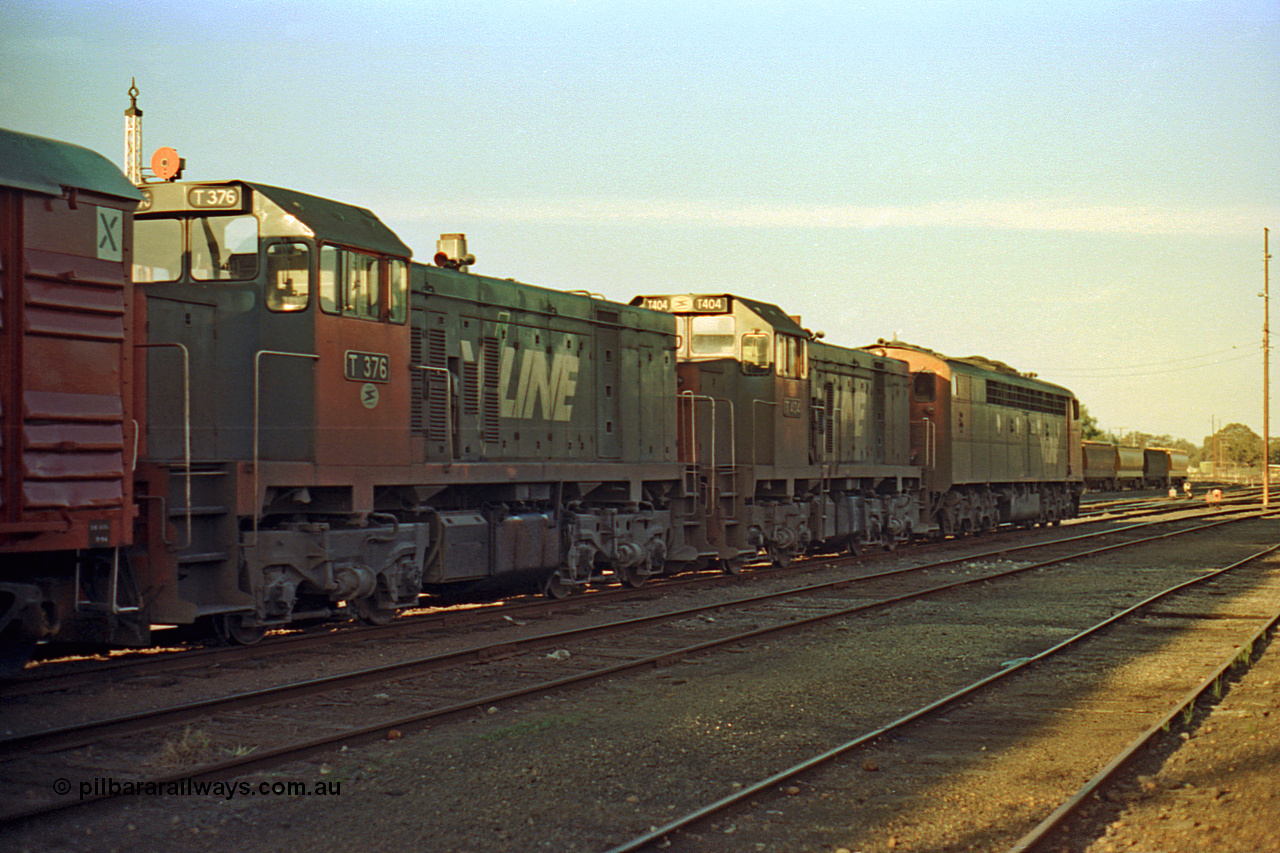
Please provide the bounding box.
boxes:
[919,416,936,469]
[811,400,829,533]
[711,396,738,513]
[136,342,192,550]
[679,393,738,516]
[414,365,454,464]
[680,392,716,514]
[250,350,321,544]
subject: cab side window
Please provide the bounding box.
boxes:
[389,259,408,323]
[318,246,405,323]
[320,246,341,313]
[776,334,807,378]
[265,243,310,312]
[345,250,382,320]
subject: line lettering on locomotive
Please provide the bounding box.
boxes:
[498,346,579,422]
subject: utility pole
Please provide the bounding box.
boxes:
[1211,415,1216,479]
[1266,227,1272,506]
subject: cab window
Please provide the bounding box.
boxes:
[133,218,182,283]
[320,246,340,313]
[344,250,382,319]
[191,215,258,281]
[690,315,736,356]
[742,332,771,374]
[389,259,408,323]
[776,334,806,378]
[913,371,936,402]
[265,243,310,312]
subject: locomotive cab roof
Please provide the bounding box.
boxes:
[629,293,809,337]
[137,180,412,257]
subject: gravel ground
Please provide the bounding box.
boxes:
[1056,629,1280,853]
[3,519,1278,853]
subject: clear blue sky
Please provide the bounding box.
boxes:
[3,0,1276,445]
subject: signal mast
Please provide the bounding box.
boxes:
[122,81,184,185]
[124,79,143,186]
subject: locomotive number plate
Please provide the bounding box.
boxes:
[344,351,390,383]
[686,295,730,313]
[640,295,730,314]
[187,186,244,209]
[640,297,671,312]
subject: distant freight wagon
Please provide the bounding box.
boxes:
[1082,441,1187,491]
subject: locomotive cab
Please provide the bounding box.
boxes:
[633,294,920,565]
[134,181,412,466]
[132,181,421,634]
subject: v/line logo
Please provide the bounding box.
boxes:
[497,346,579,422]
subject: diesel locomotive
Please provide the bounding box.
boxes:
[0,126,1086,669]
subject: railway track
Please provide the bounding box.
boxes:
[1,506,1274,826]
[601,529,1280,852]
[7,496,1255,699]
[3,499,1258,709]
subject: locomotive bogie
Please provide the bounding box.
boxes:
[240,520,428,626]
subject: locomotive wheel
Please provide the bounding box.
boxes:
[214,614,267,646]
[621,564,648,589]
[355,599,397,626]
[541,573,573,600]
[721,558,744,576]
[768,545,793,568]
[846,540,861,558]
